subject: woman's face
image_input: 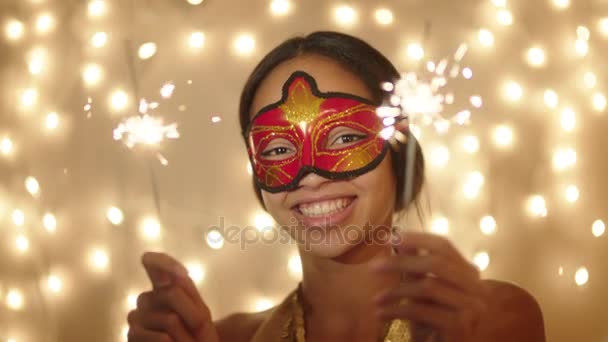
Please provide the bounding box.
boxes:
[250,55,396,260]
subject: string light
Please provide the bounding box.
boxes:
[491,0,507,7]
[12,209,25,226]
[47,275,62,293]
[463,171,485,199]
[583,71,597,89]
[28,47,47,75]
[187,0,204,4]
[126,291,138,310]
[592,92,606,112]
[492,124,514,148]
[480,215,497,235]
[21,88,39,108]
[334,5,357,27]
[25,176,40,196]
[598,17,608,37]
[406,43,425,61]
[544,89,559,108]
[270,0,291,16]
[5,19,25,41]
[551,0,570,10]
[527,195,548,218]
[575,267,588,286]
[15,235,30,253]
[1,136,14,156]
[35,13,55,34]
[253,298,274,312]
[287,254,302,279]
[430,216,449,235]
[462,134,480,154]
[233,34,255,56]
[6,288,24,310]
[138,42,157,60]
[496,9,513,26]
[91,32,108,48]
[106,206,124,225]
[206,229,224,249]
[185,262,205,285]
[526,47,546,67]
[503,81,523,102]
[88,0,107,17]
[478,29,495,47]
[140,217,161,240]
[560,107,576,132]
[374,8,394,26]
[591,219,605,237]
[82,64,103,86]
[45,112,60,131]
[43,213,57,233]
[253,212,274,232]
[552,147,577,171]
[109,90,129,111]
[188,31,205,49]
[565,184,579,203]
[473,251,490,271]
[574,39,588,57]
[89,248,110,271]
[428,144,450,168]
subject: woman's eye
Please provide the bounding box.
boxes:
[261,146,293,157]
[331,134,366,146]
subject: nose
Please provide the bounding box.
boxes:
[296,171,332,190]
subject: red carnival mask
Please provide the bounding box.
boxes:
[243,71,389,193]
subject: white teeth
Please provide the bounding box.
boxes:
[298,197,353,217]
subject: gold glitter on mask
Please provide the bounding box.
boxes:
[279,78,325,126]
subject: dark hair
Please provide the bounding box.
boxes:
[239,31,425,213]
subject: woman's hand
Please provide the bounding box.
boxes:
[371,232,491,342]
[127,252,220,342]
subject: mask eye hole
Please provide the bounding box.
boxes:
[260,138,297,161]
[325,126,368,150]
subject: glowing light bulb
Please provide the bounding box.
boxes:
[473,252,490,271]
[253,212,274,232]
[480,215,497,235]
[334,5,357,27]
[375,8,394,26]
[592,219,605,237]
[478,29,494,47]
[12,209,25,226]
[503,81,523,102]
[88,0,107,17]
[106,206,124,225]
[187,0,204,4]
[491,0,507,7]
[5,19,25,41]
[462,67,473,79]
[598,18,608,37]
[206,228,224,249]
[138,42,157,60]
[233,34,255,56]
[21,88,38,108]
[185,262,205,285]
[552,148,577,171]
[565,185,579,203]
[28,47,47,75]
[188,31,205,49]
[141,217,161,240]
[526,47,546,67]
[15,235,29,252]
[254,298,274,312]
[82,64,103,86]
[1,137,14,156]
[592,93,606,111]
[470,95,483,108]
[288,254,302,279]
[35,13,55,34]
[492,124,514,148]
[574,39,588,57]
[575,267,588,286]
[89,248,110,271]
[270,0,291,16]
[560,108,576,132]
[543,89,558,108]
[45,112,59,131]
[430,216,449,235]
[583,71,597,89]
[576,26,590,41]
[91,32,108,48]
[462,135,480,154]
[47,275,62,293]
[428,145,450,168]
[406,43,424,61]
[463,171,485,199]
[126,291,138,310]
[6,288,24,310]
[551,0,569,10]
[496,9,513,26]
[110,90,129,111]
[43,213,57,233]
[527,195,548,218]
[25,176,40,196]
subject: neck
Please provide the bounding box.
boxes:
[298,227,400,340]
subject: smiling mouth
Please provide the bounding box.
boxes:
[293,196,356,218]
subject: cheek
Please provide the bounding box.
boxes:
[353,154,397,210]
[261,191,290,220]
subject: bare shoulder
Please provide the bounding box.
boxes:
[213,307,274,342]
[477,279,546,342]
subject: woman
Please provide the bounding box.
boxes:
[126,31,546,342]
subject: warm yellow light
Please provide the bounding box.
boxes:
[406,43,424,61]
[552,148,577,171]
[233,34,255,56]
[574,39,588,57]
[206,228,224,249]
[491,0,507,7]
[91,32,108,48]
[188,31,205,49]
[575,267,588,286]
[246,161,253,175]
[492,124,514,148]
[543,89,559,108]
[141,217,161,240]
[88,0,107,17]
[430,216,449,235]
[106,206,124,225]
[592,92,606,111]
[187,0,204,4]
[15,234,29,252]
[89,248,110,271]
[288,253,302,279]
[12,209,25,226]
[463,171,485,199]
[185,262,205,285]
[1,137,14,156]
[429,145,450,168]
[551,0,570,10]
[503,81,523,102]
[496,9,513,26]
[43,213,57,233]
[35,13,55,34]
[527,195,548,218]
[28,47,47,75]
[375,8,394,26]
[526,47,546,67]
[138,42,157,60]
[560,108,576,132]
[478,29,495,47]
[110,90,129,111]
[473,251,490,271]
[25,176,40,196]
[82,64,103,86]
[334,5,358,27]
[565,185,579,203]
[598,18,608,37]
[21,88,38,108]
[480,215,497,235]
[45,112,59,131]
[583,71,597,89]
[253,212,274,232]
[6,288,24,310]
[253,298,274,312]
[462,135,480,154]
[5,19,25,41]
[576,26,590,41]
[126,291,138,310]
[270,0,291,16]
[592,219,605,237]
[47,275,62,293]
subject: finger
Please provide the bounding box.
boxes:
[128,309,194,342]
[142,252,190,290]
[374,277,488,315]
[127,325,173,342]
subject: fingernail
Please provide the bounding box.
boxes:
[173,265,190,279]
[155,274,172,287]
